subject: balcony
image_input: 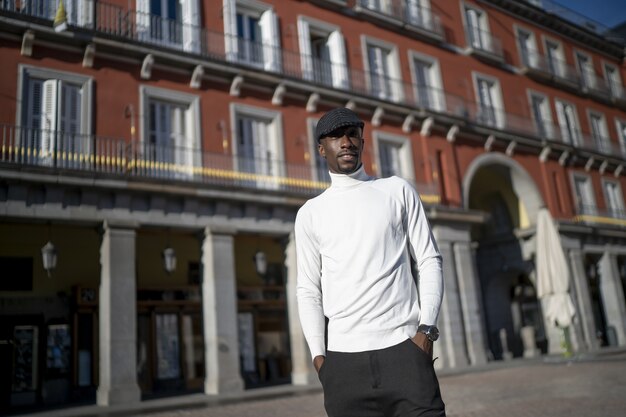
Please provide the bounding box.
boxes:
[354,0,445,42]
[574,203,626,227]
[0,124,440,200]
[519,50,580,90]
[1,2,624,165]
[579,71,612,102]
[464,26,504,63]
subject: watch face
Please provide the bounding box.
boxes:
[429,326,440,341]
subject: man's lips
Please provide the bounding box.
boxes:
[338,153,357,161]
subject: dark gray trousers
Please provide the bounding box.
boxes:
[318,339,446,417]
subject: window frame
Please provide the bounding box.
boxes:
[615,118,626,158]
[297,15,348,89]
[526,89,554,139]
[372,131,415,182]
[574,49,596,90]
[471,72,505,129]
[139,85,202,174]
[17,64,93,137]
[223,0,281,72]
[603,61,624,99]
[229,103,285,184]
[361,35,403,102]
[461,2,492,52]
[601,178,625,218]
[542,36,566,78]
[571,172,597,216]
[407,50,445,112]
[514,25,538,69]
[586,109,611,154]
[554,98,582,146]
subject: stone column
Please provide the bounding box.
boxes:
[599,251,626,346]
[201,227,244,394]
[433,235,468,369]
[285,232,318,385]
[97,221,141,406]
[454,242,488,365]
[568,248,598,351]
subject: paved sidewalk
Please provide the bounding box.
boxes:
[14,350,626,417]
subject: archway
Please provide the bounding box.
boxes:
[464,154,546,359]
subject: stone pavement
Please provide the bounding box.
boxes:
[146,351,626,417]
[15,350,626,417]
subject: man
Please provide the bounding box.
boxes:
[295,107,446,417]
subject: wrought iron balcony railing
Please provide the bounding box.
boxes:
[356,0,444,39]
[464,26,504,60]
[520,49,580,86]
[574,203,626,226]
[0,124,440,200]
[1,1,623,161]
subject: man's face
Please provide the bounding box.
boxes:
[318,126,364,174]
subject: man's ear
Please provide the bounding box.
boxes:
[318,142,326,158]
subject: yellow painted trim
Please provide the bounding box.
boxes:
[573,215,626,227]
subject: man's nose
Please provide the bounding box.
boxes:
[339,134,354,147]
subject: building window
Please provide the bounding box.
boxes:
[572,174,597,215]
[18,65,93,167]
[575,51,596,90]
[528,91,553,139]
[18,0,93,27]
[544,39,566,78]
[297,17,348,89]
[604,63,624,100]
[615,119,626,158]
[307,118,331,183]
[409,52,445,111]
[363,37,402,102]
[588,111,611,154]
[140,86,201,178]
[555,99,582,146]
[136,0,200,52]
[406,0,434,30]
[373,132,415,181]
[603,180,625,218]
[473,73,504,129]
[516,27,538,69]
[231,104,284,190]
[464,4,491,52]
[223,0,281,72]
[360,0,392,14]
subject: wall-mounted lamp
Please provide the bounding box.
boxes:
[162,246,177,274]
[41,241,57,277]
[253,250,267,277]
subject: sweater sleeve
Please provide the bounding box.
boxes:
[403,181,444,327]
[294,205,326,359]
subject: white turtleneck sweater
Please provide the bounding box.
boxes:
[295,166,443,359]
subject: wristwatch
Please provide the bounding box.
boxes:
[417,324,439,342]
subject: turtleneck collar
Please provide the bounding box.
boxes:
[329,164,371,187]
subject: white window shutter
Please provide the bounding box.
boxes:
[77,0,94,27]
[328,31,348,89]
[297,19,313,81]
[260,8,281,72]
[182,0,200,53]
[65,0,76,25]
[136,0,150,39]
[223,0,238,61]
[41,79,59,161]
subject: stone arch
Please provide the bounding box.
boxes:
[464,153,547,359]
[462,153,544,229]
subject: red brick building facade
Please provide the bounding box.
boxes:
[1,0,626,413]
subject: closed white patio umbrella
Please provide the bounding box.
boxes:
[536,207,576,329]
